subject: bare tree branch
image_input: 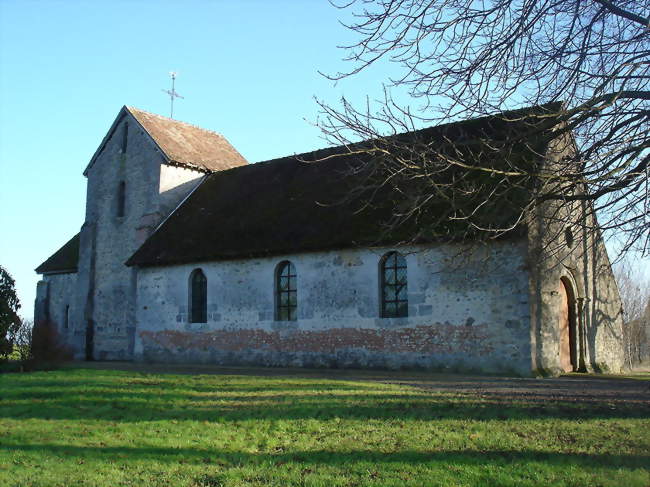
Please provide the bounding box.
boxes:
[318,0,650,257]
[592,0,649,27]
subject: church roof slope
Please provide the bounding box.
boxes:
[127,104,562,267]
[35,233,80,274]
[126,107,248,172]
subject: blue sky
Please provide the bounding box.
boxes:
[0,1,647,319]
[0,0,397,318]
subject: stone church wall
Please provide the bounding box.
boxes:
[77,115,204,360]
[528,217,624,375]
[134,240,533,374]
[79,121,160,360]
[35,272,82,353]
[587,234,625,372]
[526,135,625,375]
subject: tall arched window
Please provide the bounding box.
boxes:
[189,269,207,323]
[276,261,297,321]
[381,251,408,318]
[117,181,126,217]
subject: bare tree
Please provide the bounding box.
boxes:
[615,263,650,366]
[318,0,649,255]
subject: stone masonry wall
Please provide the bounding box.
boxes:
[34,272,80,351]
[134,241,533,374]
[528,211,624,375]
[586,224,625,372]
[75,113,204,360]
[527,135,624,375]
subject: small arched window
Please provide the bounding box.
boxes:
[565,227,574,248]
[64,305,70,329]
[117,181,126,217]
[276,261,297,321]
[189,269,207,323]
[381,251,408,318]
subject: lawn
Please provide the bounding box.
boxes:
[0,367,648,487]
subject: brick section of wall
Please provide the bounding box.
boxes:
[139,324,493,370]
[141,324,492,354]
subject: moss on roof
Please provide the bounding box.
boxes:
[127,104,561,268]
[127,107,248,172]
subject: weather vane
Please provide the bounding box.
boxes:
[162,71,184,119]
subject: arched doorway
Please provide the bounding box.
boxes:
[559,278,577,372]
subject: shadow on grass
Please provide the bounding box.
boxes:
[1,391,648,423]
[3,379,373,394]
[2,370,649,423]
[2,443,648,471]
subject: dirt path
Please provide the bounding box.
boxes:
[385,375,650,405]
[68,361,650,405]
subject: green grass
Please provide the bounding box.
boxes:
[0,369,648,487]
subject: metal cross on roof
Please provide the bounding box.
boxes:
[162,71,184,119]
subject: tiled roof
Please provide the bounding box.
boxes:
[35,233,80,274]
[127,103,562,267]
[127,107,248,172]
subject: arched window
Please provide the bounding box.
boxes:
[117,181,126,217]
[565,227,574,248]
[381,251,408,318]
[64,305,70,329]
[276,261,297,321]
[189,269,207,323]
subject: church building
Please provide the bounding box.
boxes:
[35,105,625,376]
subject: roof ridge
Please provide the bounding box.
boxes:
[127,102,552,267]
[126,106,228,140]
[248,102,563,167]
